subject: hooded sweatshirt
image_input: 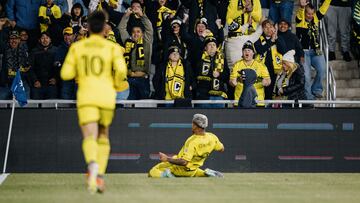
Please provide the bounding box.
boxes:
[238,68,257,108]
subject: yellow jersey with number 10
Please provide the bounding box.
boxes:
[61,34,127,109]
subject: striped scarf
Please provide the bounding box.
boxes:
[124,37,145,68]
[201,50,225,73]
[165,60,185,99]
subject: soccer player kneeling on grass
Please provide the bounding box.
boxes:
[149,114,225,178]
[60,11,127,193]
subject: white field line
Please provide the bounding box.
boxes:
[0,173,10,185]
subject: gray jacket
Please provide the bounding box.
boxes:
[118,14,153,74]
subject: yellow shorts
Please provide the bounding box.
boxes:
[77,106,114,127]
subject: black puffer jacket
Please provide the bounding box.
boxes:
[162,20,192,60]
[28,44,58,86]
[278,30,304,64]
[283,64,307,100]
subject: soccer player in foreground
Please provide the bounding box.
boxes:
[60,11,127,193]
[149,114,225,178]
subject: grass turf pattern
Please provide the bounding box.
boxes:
[1,173,360,203]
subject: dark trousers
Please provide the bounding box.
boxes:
[268,0,294,24]
[61,80,77,99]
[128,77,150,100]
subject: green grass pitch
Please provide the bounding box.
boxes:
[1,173,360,203]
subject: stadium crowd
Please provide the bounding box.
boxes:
[0,0,359,107]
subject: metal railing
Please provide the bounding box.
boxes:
[315,0,337,107]
[1,99,360,108]
[320,20,336,104]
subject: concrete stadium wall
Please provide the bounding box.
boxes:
[1,108,360,173]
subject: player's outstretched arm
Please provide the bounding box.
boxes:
[159,152,188,166]
[217,146,225,152]
[214,136,225,152]
[113,45,128,88]
[61,46,76,81]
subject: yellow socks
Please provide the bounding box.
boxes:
[82,136,110,175]
[97,137,111,175]
[82,136,98,164]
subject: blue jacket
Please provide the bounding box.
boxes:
[6,0,42,30]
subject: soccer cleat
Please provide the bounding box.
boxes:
[96,176,105,194]
[87,162,99,194]
[204,168,224,178]
[161,168,175,178]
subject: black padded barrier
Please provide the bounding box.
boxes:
[0,108,360,173]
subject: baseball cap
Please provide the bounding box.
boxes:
[9,30,20,38]
[63,27,73,35]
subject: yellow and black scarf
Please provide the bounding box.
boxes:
[165,60,185,99]
[256,35,283,74]
[198,0,204,17]
[157,6,176,27]
[96,0,118,11]
[201,49,225,73]
[307,21,321,55]
[124,38,145,68]
[156,6,176,41]
[197,50,225,81]
[199,50,227,98]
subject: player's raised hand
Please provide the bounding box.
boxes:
[159,152,168,162]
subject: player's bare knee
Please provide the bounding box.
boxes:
[81,122,99,139]
[98,125,109,139]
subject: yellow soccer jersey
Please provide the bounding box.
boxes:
[177,132,224,171]
[230,59,270,104]
[61,34,127,109]
[226,0,262,34]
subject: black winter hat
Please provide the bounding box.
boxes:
[204,35,217,46]
[242,40,254,52]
